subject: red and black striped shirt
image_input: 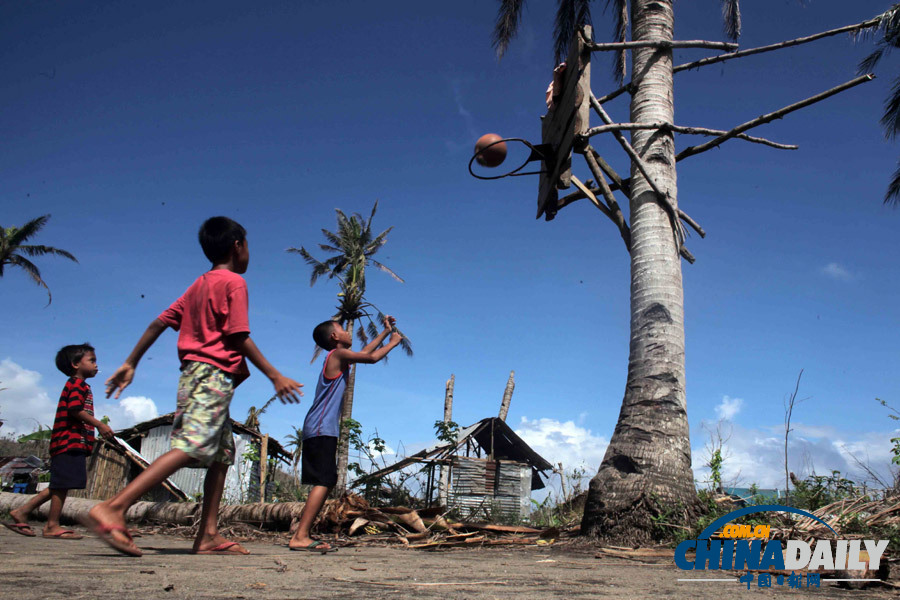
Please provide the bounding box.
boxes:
[49,377,96,456]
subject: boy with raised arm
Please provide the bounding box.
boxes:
[288,316,400,552]
[88,216,303,556]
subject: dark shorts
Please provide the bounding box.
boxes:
[49,451,87,490]
[301,436,338,488]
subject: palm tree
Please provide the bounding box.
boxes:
[284,425,304,486]
[244,395,278,431]
[1,214,77,305]
[492,0,742,542]
[857,3,900,205]
[287,201,411,493]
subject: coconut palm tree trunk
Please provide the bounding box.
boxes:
[334,320,356,494]
[582,0,697,542]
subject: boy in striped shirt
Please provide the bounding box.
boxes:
[3,344,113,539]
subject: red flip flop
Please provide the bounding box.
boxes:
[193,541,250,555]
[2,522,36,537]
[42,529,83,540]
[79,515,142,557]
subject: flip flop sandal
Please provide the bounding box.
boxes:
[42,529,83,539]
[193,541,249,555]
[2,522,36,537]
[78,515,142,557]
[289,540,338,553]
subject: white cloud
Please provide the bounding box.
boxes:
[0,359,55,435]
[691,420,898,490]
[821,262,853,281]
[95,396,159,430]
[715,396,743,421]
[515,416,608,476]
[0,359,158,437]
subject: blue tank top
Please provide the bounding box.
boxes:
[302,351,349,440]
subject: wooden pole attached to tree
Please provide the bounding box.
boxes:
[259,434,269,502]
[499,371,515,422]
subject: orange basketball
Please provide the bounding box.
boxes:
[474,133,507,167]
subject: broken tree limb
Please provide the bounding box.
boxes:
[593,153,630,195]
[676,73,875,161]
[678,210,705,238]
[498,371,515,422]
[582,122,797,151]
[589,94,687,248]
[594,17,881,106]
[582,150,631,250]
[571,175,618,222]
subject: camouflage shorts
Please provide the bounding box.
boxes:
[170,361,236,467]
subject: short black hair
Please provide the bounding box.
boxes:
[198,216,246,264]
[55,343,95,377]
[313,320,339,350]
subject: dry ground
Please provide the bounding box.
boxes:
[0,527,896,599]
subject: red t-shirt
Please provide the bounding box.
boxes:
[50,377,96,456]
[158,269,251,383]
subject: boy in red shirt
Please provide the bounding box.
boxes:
[86,217,303,556]
[3,344,113,539]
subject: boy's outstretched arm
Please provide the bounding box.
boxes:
[336,329,402,366]
[359,315,397,354]
[106,318,168,399]
[234,334,303,403]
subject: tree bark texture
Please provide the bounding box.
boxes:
[334,320,356,494]
[582,0,698,543]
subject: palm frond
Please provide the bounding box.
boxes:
[492,0,527,61]
[370,260,404,283]
[318,243,341,253]
[365,320,380,341]
[554,0,591,66]
[7,215,50,246]
[7,255,51,304]
[859,46,887,74]
[721,0,741,42]
[366,200,379,232]
[882,75,900,140]
[19,245,77,262]
[605,0,628,84]
[364,227,394,255]
[886,159,900,206]
[398,334,414,357]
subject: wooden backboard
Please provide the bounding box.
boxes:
[537,25,592,221]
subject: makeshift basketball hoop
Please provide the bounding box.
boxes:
[467,137,553,180]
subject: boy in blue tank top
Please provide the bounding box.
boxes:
[288,315,401,552]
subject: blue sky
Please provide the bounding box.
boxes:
[2,1,899,492]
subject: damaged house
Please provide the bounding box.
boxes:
[351,417,552,521]
[71,413,289,504]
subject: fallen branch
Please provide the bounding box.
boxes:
[584,39,738,52]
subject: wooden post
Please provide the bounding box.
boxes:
[259,434,269,503]
[499,370,515,421]
[438,374,454,507]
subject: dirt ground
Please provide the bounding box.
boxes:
[0,527,897,600]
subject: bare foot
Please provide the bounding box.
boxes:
[192,534,250,555]
[9,508,27,524]
[42,526,83,539]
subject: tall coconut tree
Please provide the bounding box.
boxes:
[1,214,77,305]
[492,0,743,541]
[857,3,900,205]
[287,201,411,493]
[284,425,304,486]
[244,394,279,431]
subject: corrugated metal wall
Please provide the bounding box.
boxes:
[449,456,531,521]
[139,424,255,504]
